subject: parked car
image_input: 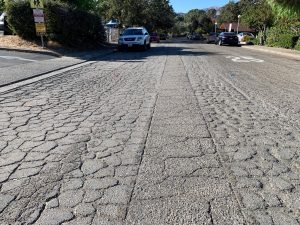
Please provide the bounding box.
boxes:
[118,27,151,51]
[207,32,218,44]
[159,33,167,40]
[237,32,255,42]
[0,12,11,35]
[215,32,239,46]
[150,32,160,43]
[0,12,5,31]
[187,33,204,41]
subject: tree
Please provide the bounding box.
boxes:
[172,14,188,35]
[240,0,274,44]
[184,9,214,33]
[144,0,175,32]
[58,0,99,11]
[185,9,205,32]
[0,0,5,12]
[266,0,300,18]
[206,8,217,19]
[218,1,240,24]
[96,0,110,18]
[105,0,148,27]
[99,0,174,31]
[240,0,274,29]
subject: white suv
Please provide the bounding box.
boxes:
[0,13,5,31]
[118,27,151,51]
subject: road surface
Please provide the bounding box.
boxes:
[0,40,299,225]
[0,49,56,69]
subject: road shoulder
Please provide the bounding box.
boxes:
[241,45,300,61]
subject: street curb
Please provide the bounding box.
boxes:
[241,45,300,61]
[0,47,62,57]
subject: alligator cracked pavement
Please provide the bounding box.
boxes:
[0,42,300,225]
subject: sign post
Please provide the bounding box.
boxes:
[30,0,46,48]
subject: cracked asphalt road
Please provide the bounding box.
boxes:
[0,40,300,225]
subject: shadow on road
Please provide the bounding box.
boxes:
[92,45,215,63]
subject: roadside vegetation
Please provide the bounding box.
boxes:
[1,0,175,48]
[1,0,299,50]
[173,0,299,50]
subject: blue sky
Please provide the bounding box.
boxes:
[170,0,231,13]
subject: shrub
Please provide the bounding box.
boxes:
[252,37,260,45]
[295,38,300,51]
[195,27,204,34]
[44,1,106,47]
[6,0,106,47]
[6,0,36,39]
[266,23,298,49]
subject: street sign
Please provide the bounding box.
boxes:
[33,9,45,23]
[31,1,46,48]
[35,23,46,35]
[30,0,44,9]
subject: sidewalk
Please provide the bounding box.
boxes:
[241,44,300,60]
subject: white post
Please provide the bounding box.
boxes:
[215,22,217,34]
[237,15,241,34]
[40,35,44,48]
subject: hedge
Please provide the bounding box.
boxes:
[44,1,106,47]
[6,1,36,39]
[6,0,106,47]
[266,23,298,49]
[295,38,300,51]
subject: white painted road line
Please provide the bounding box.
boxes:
[226,55,264,63]
[0,55,38,62]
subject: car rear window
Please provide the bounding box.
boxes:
[123,29,143,35]
[223,32,237,36]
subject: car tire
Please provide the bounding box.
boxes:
[143,42,147,51]
[218,40,222,46]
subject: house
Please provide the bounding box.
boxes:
[220,22,254,33]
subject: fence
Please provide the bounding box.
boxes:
[106,28,120,43]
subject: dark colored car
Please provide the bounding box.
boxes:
[187,33,205,41]
[150,33,160,43]
[159,33,167,40]
[215,32,239,46]
[207,32,218,44]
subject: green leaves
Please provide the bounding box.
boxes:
[218,1,240,24]
[240,0,274,32]
[266,0,300,18]
[185,9,213,33]
[103,0,175,32]
[0,0,5,12]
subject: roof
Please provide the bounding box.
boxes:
[220,22,254,32]
[126,27,144,29]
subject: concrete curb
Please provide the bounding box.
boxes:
[0,47,62,57]
[241,45,300,61]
